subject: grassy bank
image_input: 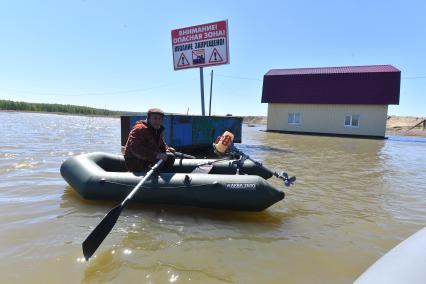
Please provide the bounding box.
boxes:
[0,100,134,117]
[0,100,268,122]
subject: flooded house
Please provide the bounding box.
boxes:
[261,65,401,138]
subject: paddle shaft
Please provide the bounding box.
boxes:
[194,157,232,167]
[121,159,164,206]
[82,159,163,260]
[174,151,196,159]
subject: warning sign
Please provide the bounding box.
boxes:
[209,48,223,63]
[177,53,190,67]
[171,20,230,70]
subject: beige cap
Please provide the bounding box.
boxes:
[147,108,164,117]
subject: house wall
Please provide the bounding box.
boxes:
[267,103,388,137]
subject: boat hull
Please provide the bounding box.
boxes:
[60,152,284,211]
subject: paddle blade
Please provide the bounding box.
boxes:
[82,204,123,261]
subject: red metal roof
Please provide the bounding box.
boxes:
[262,65,401,105]
[266,65,400,76]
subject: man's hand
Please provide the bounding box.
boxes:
[156,153,168,161]
[167,147,176,154]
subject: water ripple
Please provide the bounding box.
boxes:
[1,111,425,284]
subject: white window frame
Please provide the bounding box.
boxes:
[344,115,360,128]
[288,112,301,125]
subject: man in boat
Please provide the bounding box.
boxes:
[124,108,175,172]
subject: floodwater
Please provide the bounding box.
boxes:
[1,111,425,284]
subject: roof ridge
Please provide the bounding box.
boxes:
[266,65,400,76]
[270,64,395,71]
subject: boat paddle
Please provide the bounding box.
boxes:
[82,159,163,261]
[190,157,233,174]
[174,151,195,159]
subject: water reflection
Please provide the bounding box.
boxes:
[60,187,287,226]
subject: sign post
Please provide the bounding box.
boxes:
[209,69,213,116]
[200,67,205,115]
[171,20,229,116]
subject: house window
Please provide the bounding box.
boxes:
[344,115,360,127]
[288,113,300,124]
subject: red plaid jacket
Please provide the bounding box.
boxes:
[124,120,169,167]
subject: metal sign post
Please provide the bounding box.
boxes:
[200,67,205,116]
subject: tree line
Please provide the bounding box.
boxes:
[0,100,140,116]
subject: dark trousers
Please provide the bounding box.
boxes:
[124,152,175,172]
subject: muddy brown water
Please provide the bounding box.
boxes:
[1,111,425,283]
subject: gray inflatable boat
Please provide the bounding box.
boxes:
[60,152,285,211]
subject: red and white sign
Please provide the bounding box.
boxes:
[171,20,229,70]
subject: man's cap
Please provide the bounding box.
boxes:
[147,108,165,117]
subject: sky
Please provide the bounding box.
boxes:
[0,0,425,116]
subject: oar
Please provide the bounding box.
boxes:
[191,157,233,174]
[82,159,163,261]
[174,151,196,159]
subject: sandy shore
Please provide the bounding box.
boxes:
[386,116,426,137]
[243,115,426,137]
[243,116,267,125]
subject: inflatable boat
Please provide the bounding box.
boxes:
[355,227,426,284]
[60,152,285,211]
